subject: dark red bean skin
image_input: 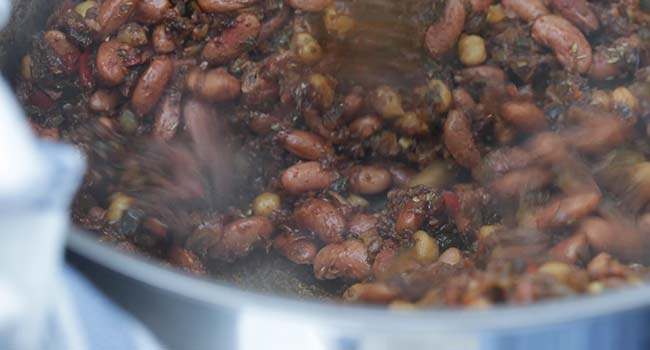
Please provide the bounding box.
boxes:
[294,198,346,244]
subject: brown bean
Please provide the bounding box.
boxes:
[456,65,507,84]
[342,89,364,118]
[522,192,601,230]
[196,0,258,13]
[186,68,241,102]
[280,129,332,160]
[531,15,592,73]
[395,200,426,236]
[349,115,382,139]
[89,89,121,113]
[152,24,176,53]
[587,252,629,279]
[348,214,378,235]
[452,88,476,110]
[208,216,274,262]
[135,0,169,23]
[548,0,599,33]
[96,40,131,86]
[273,232,319,265]
[132,56,174,116]
[581,217,647,263]
[500,101,548,132]
[562,115,630,155]
[372,245,398,278]
[474,147,533,183]
[470,0,494,12]
[490,167,554,198]
[438,247,463,266]
[501,0,549,22]
[294,198,345,244]
[287,0,332,12]
[424,0,466,58]
[153,90,181,141]
[168,246,207,275]
[444,109,481,169]
[96,0,139,38]
[281,161,337,194]
[258,5,291,43]
[588,49,622,81]
[343,283,400,304]
[549,232,590,264]
[313,240,371,280]
[348,165,392,194]
[201,13,260,65]
[43,31,80,75]
[525,132,569,164]
[388,164,416,188]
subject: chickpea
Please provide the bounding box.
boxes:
[309,73,336,109]
[347,194,369,208]
[486,4,506,24]
[458,35,487,67]
[611,87,638,115]
[253,192,281,217]
[107,193,133,224]
[408,161,455,189]
[479,225,501,240]
[538,261,572,281]
[395,112,429,136]
[412,230,439,264]
[75,0,99,17]
[587,281,605,294]
[428,79,452,113]
[389,301,417,311]
[21,55,32,80]
[324,5,355,37]
[371,85,405,119]
[293,32,323,65]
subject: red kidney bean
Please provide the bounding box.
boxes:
[287,0,332,12]
[549,232,590,264]
[96,0,139,38]
[132,56,174,116]
[343,282,400,304]
[581,217,647,263]
[589,49,622,81]
[531,15,592,73]
[281,161,337,194]
[470,0,494,12]
[153,90,181,141]
[186,68,241,102]
[349,115,383,139]
[201,13,260,65]
[490,167,554,198]
[44,31,80,75]
[208,216,274,262]
[525,132,570,164]
[562,114,630,155]
[500,101,548,132]
[348,214,378,235]
[444,109,481,169]
[387,164,416,188]
[456,65,507,84]
[522,192,601,230]
[135,0,170,24]
[280,129,332,160]
[548,0,599,34]
[152,24,176,53]
[348,165,392,194]
[273,231,319,265]
[89,89,121,113]
[313,240,371,280]
[425,0,466,59]
[196,0,258,13]
[167,246,207,275]
[502,0,549,22]
[96,40,132,86]
[294,198,345,243]
[395,200,426,236]
[372,245,398,278]
[452,88,476,110]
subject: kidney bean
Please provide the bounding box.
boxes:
[273,232,319,265]
[89,89,121,112]
[501,0,549,22]
[208,216,274,262]
[186,68,241,102]
[531,15,592,73]
[549,232,590,264]
[196,0,258,13]
[525,132,570,164]
[470,0,494,12]
[201,13,260,65]
[548,0,599,34]
[153,90,181,141]
[78,50,93,90]
[349,115,382,139]
[96,40,132,86]
[581,217,648,263]
[258,6,291,43]
[395,200,426,236]
[96,0,139,38]
[424,0,466,59]
[562,114,630,155]
[348,165,392,194]
[474,147,533,183]
[44,31,80,75]
[132,56,174,116]
[167,246,207,275]
[281,161,337,194]
[294,198,345,243]
[587,252,629,279]
[342,88,364,118]
[343,282,400,304]
[490,167,554,198]
[452,88,476,110]
[152,24,176,53]
[388,164,416,188]
[372,245,398,278]
[444,109,481,169]
[313,240,371,280]
[500,101,548,132]
[348,214,378,235]
[589,49,622,81]
[280,129,332,160]
[287,0,332,12]
[522,192,601,230]
[135,0,170,24]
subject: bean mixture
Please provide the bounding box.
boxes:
[17,0,650,308]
